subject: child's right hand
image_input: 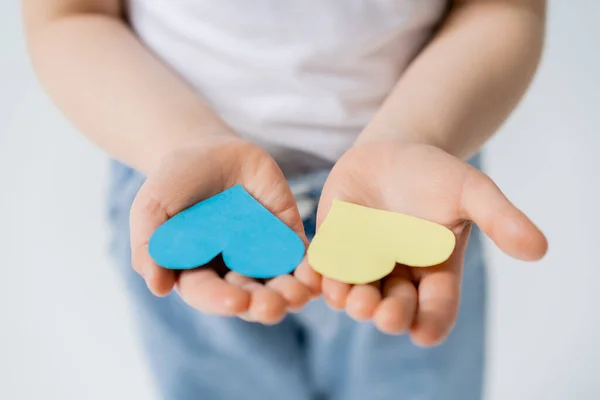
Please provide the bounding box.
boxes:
[129,136,318,324]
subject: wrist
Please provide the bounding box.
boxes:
[140,125,241,175]
[354,124,438,149]
[354,125,471,160]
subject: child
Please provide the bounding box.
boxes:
[23,0,548,399]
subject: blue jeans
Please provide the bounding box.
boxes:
[108,159,486,400]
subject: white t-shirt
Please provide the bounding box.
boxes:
[127,0,447,174]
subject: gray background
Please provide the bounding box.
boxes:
[1,1,599,399]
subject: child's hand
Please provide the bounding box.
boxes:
[309,140,547,345]
[130,136,317,324]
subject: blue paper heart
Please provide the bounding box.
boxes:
[148,185,305,279]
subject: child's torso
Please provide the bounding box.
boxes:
[127,0,447,172]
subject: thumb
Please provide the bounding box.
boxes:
[460,168,548,261]
[239,155,308,244]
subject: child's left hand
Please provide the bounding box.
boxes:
[296,140,548,346]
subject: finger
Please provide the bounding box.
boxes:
[178,269,251,315]
[410,230,469,347]
[225,272,287,325]
[374,271,418,335]
[131,244,177,297]
[224,270,254,286]
[240,155,308,242]
[461,168,548,261]
[294,258,322,297]
[345,282,382,321]
[130,191,176,296]
[266,275,311,311]
[223,272,255,322]
[321,277,352,310]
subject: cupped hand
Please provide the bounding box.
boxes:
[130,136,319,325]
[303,140,547,345]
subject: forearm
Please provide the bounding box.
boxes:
[24,4,233,174]
[357,0,546,159]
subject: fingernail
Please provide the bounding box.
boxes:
[144,268,157,295]
[238,312,254,322]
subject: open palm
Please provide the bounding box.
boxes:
[303,141,547,345]
[130,137,316,325]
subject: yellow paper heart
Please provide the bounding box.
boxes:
[307,200,456,284]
